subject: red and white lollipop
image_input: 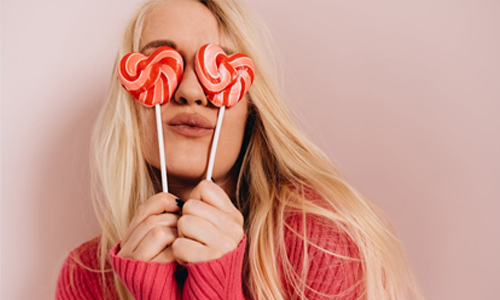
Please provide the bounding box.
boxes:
[195,44,255,180]
[118,46,184,192]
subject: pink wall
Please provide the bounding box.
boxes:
[2,0,499,299]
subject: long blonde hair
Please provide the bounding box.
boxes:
[80,0,425,299]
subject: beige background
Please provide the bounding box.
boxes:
[2,0,499,299]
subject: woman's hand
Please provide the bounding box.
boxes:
[117,193,181,263]
[172,179,244,265]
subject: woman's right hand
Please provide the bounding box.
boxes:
[117,193,181,263]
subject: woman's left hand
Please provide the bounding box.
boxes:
[172,179,245,265]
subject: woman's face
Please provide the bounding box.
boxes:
[137,0,249,186]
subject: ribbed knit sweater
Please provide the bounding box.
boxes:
[56,193,363,299]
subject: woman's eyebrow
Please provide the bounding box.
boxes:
[140,39,177,54]
[140,39,236,55]
[220,46,235,55]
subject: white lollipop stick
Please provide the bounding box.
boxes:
[206,105,226,180]
[155,104,168,192]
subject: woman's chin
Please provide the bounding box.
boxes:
[166,167,208,183]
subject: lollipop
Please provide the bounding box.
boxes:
[195,44,255,180]
[118,46,184,192]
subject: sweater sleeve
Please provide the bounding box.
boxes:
[109,242,181,300]
[181,235,249,300]
[180,213,362,300]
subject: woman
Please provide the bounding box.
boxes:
[56,0,424,299]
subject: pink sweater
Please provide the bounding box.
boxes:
[56,194,362,299]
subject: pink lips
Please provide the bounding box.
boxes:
[167,113,214,137]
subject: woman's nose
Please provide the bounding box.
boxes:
[173,66,208,107]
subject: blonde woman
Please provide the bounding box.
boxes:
[56,0,424,299]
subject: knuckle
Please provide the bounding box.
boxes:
[136,203,146,218]
[150,226,167,240]
[145,215,157,227]
[232,225,244,240]
[229,239,239,252]
[234,211,244,226]
[227,223,243,245]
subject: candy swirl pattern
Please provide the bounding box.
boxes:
[195,44,255,108]
[117,46,184,107]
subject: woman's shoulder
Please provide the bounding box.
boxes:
[60,235,111,274]
[65,235,102,265]
[282,184,361,261]
[56,235,117,299]
[280,186,363,299]
[285,184,332,207]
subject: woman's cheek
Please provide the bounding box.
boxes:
[138,109,160,166]
[214,102,249,177]
[216,123,244,173]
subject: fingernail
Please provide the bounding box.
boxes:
[211,177,216,183]
[175,198,184,209]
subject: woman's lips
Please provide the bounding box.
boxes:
[167,113,214,138]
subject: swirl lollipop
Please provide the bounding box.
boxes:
[118,46,184,192]
[195,44,255,180]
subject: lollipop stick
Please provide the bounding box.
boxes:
[155,104,168,193]
[206,105,226,180]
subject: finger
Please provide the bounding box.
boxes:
[189,180,237,214]
[171,237,210,265]
[123,193,180,243]
[150,247,175,263]
[182,199,243,235]
[120,213,179,254]
[177,214,221,247]
[132,226,178,262]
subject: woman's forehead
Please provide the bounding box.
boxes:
[140,0,226,55]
